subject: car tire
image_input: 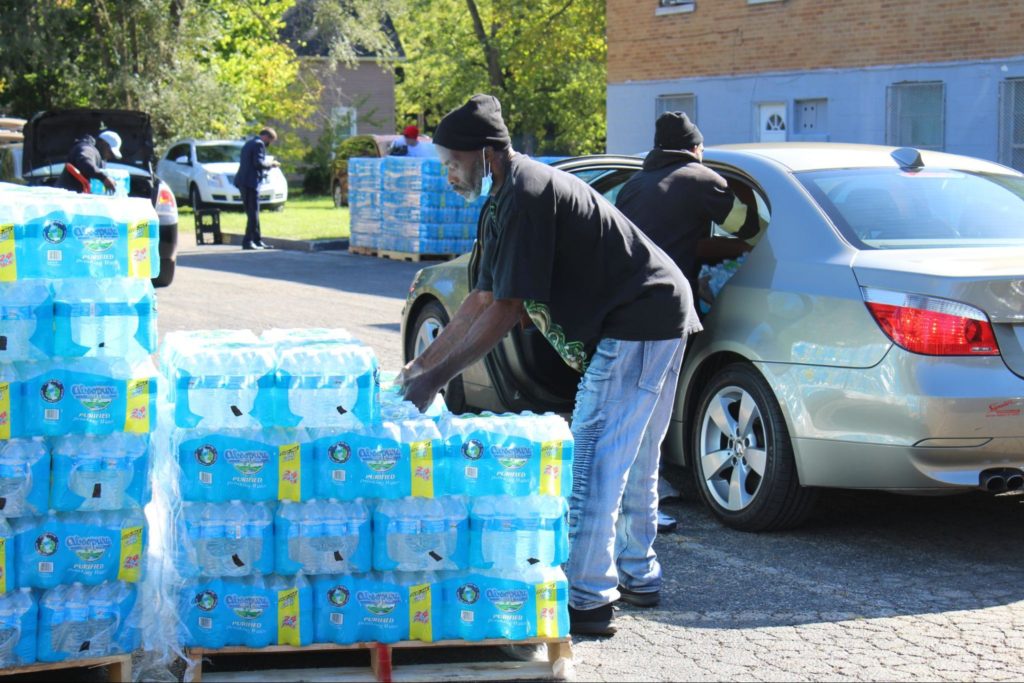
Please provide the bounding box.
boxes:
[691,362,817,531]
[408,300,466,414]
[332,181,344,208]
[189,184,203,210]
[152,259,175,288]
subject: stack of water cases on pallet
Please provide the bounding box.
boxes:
[347,158,383,251]
[162,328,571,653]
[0,183,161,668]
[349,158,486,255]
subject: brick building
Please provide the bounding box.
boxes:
[607,0,1024,168]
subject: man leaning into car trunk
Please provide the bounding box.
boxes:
[400,94,701,636]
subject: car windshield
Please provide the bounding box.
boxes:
[799,167,1024,249]
[195,144,242,164]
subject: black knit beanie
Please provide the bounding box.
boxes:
[654,111,703,150]
[433,94,512,151]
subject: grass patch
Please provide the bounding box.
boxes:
[179,194,349,241]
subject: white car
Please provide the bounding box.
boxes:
[157,138,288,210]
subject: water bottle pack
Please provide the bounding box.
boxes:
[275,342,378,428]
[372,497,469,572]
[469,496,569,570]
[175,428,313,502]
[0,281,53,362]
[442,567,569,641]
[0,588,36,667]
[180,574,312,649]
[88,168,131,198]
[12,509,145,588]
[37,581,138,662]
[20,357,157,436]
[443,412,573,498]
[50,434,150,511]
[276,499,371,575]
[181,501,274,578]
[52,278,156,358]
[312,571,438,644]
[310,417,442,500]
[0,438,49,517]
[0,188,159,282]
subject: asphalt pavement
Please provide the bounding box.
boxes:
[157,234,1024,681]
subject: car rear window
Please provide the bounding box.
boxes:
[196,144,243,164]
[798,168,1024,248]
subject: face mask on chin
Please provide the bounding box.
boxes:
[452,149,489,203]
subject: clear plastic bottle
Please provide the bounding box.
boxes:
[222,500,249,576]
[0,280,51,362]
[61,583,90,659]
[0,438,47,516]
[199,503,226,576]
[0,591,20,666]
[87,582,119,656]
[247,502,273,575]
[383,499,420,570]
[297,501,324,573]
[38,585,67,661]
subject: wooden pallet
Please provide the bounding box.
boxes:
[186,637,572,683]
[348,245,378,257]
[377,250,457,263]
[0,654,131,681]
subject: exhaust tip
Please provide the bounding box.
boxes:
[984,476,1007,493]
[1005,474,1024,491]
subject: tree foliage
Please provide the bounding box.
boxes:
[393,0,606,155]
[0,0,397,154]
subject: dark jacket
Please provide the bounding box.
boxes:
[615,149,734,299]
[233,137,273,189]
[56,135,109,193]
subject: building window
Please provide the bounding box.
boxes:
[793,98,828,140]
[331,106,358,138]
[886,82,945,151]
[999,78,1024,171]
[656,94,697,122]
[656,0,695,16]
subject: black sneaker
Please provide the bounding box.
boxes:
[569,604,616,636]
[657,510,678,534]
[617,585,660,608]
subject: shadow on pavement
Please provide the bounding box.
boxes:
[176,247,432,300]
[637,490,1024,629]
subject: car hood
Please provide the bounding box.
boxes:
[199,162,239,174]
[851,247,1024,323]
[23,109,154,176]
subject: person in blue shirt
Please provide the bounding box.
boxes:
[233,127,280,250]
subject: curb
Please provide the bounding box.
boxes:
[220,233,349,252]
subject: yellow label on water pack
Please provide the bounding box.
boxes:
[127,219,151,279]
[278,443,301,501]
[124,379,150,433]
[0,224,16,282]
[540,441,563,496]
[277,587,301,646]
[0,537,7,593]
[118,525,143,582]
[410,440,434,498]
[536,581,559,638]
[409,583,433,642]
[0,382,10,440]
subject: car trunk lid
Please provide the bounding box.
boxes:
[853,247,1024,377]
[22,109,155,177]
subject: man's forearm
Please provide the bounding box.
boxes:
[427,298,523,388]
[413,289,491,370]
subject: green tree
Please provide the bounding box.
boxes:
[393,0,606,155]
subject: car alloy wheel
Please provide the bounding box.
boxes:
[189,184,203,210]
[692,362,817,531]
[408,300,466,413]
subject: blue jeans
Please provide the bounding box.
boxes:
[566,336,685,610]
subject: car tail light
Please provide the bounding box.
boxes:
[861,288,999,356]
[157,186,177,210]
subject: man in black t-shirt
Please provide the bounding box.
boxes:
[401,95,701,636]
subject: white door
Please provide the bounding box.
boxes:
[758,103,787,142]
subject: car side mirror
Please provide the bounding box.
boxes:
[175,156,190,165]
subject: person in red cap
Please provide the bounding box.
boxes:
[389,124,433,157]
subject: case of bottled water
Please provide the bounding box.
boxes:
[89,168,131,197]
[260,327,359,351]
[469,495,569,570]
[441,566,569,641]
[50,434,150,512]
[175,428,313,503]
[181,501,274,578]
[180,574,312,648]
[0,281,53,362]
[443,413,573,498]
[162,333,276,429]
[275,499,371,575]
[372,497,468,572]
[274,342,379,427]
[22,358,157,436]
[0,587,36,666]
[0,438,50,517]
[13,508,145,588]
[52,278,156,358]
[36,580,138,662]
[312,571,440,645]
[310,416,443,501]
